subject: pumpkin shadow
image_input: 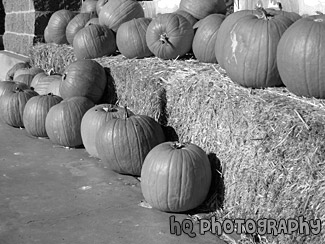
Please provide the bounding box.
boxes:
[161,125,179,142]
[98,67,118,105]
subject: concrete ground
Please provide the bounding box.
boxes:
[0,51,235,244]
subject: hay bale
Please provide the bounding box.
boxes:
[166,64,325,244]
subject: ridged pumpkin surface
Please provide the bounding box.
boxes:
[59,59,107,103]
[146,13,194,60]
[222,10,293,88]
[23,94,63,138]
[73,24,116,59]
[192,14,225,63]
[116,18,152,59]
[66,13,95,44]
[0,81,29,98]
[141,142,212,212]
[45,96,95,147]
[277,15,325,98]
[96,112,166,176]
[81,104,134,158]
[98,0,144,32]
[179,0,226,20]
[174,10,198,27]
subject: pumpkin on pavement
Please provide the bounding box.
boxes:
[146,13,194,60]
[45,96,95,147]
[81,104,134,158]
[0,88,38,128]
[59,59,107,103]
[96,108,165,176]
[141,141,212,212]
[23,93,63,138]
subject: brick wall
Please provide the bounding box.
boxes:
[2,0,81,55]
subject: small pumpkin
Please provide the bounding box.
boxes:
[222,8,294,88]
[0,88,38,128]
[116,18,153,59]
[66,13,97,44]
[277,14,325,98]
[81,104,134,158]
[146,13,194,59]
[31,72,62,95]
[98,0,145,32]
[141,141,212,212]
[45,96,95,147]
[0,81,29,98]
[80,0,98,13]
[192,14,225,63]
[59,59,107,103]
[96,108,166,176]
[73,24,117,59]
[179,0,226,20]
[47,9,75,44]
[23,93,63,138]
[6,62,31,81]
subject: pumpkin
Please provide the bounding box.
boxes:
[179,0,226,20]
[81,104,134,158]
[266,2,301,23]
[66,13,96,44]
[192,14,225,63]
[80,0,98,13]
[222,8,294,88]
[44,26,52,43]
[277,15,325,98]
[46,78,62,97]
[0,81,29,98]
[73,24,116,59]
[13,67,44,86]
[0,88,38,128]
[31,73,62,95]
[96,108,166,176]
[96,0,110,15]
[215,10,258,69]
[146,13,194,60]
[45,96,95,147]
[141,141,212,212]
[174,9,198,27]
[59,59,107,104]
[23,94,63,138]
[98,0,145,32]
[116,18,153,59]
[85,17,100,27]
[6,62,31,81]
[46,9,75,44]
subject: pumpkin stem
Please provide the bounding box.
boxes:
[172,142,185,149]
[256,6,272,20]
[277,2,283,11]
[15,87,23,92]
[159,33,171,45]
[47,93,53,96]
[316,11,324,15]
[124,105,130,119]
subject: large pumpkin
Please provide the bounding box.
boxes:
[66,13,96,44]
[0,81,29,98]
[0,88,38,128]
[59,59,107,103]
[6,62,30,81]
[141,141,212,212]
[73,24,116,59]
[96,108,166,176]
[45,96,95,147]
[222,8,293,88]
[23,94,63,138]
[179,0,226,20]
[98,0,145,32]
[46,9,75,44]
[116,18,153,59]
[81,104,134,158]
[192,14,225,63]
[277,15,325,98]
[146,13,194,60]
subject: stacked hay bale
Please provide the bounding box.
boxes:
[2,0,80,55]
